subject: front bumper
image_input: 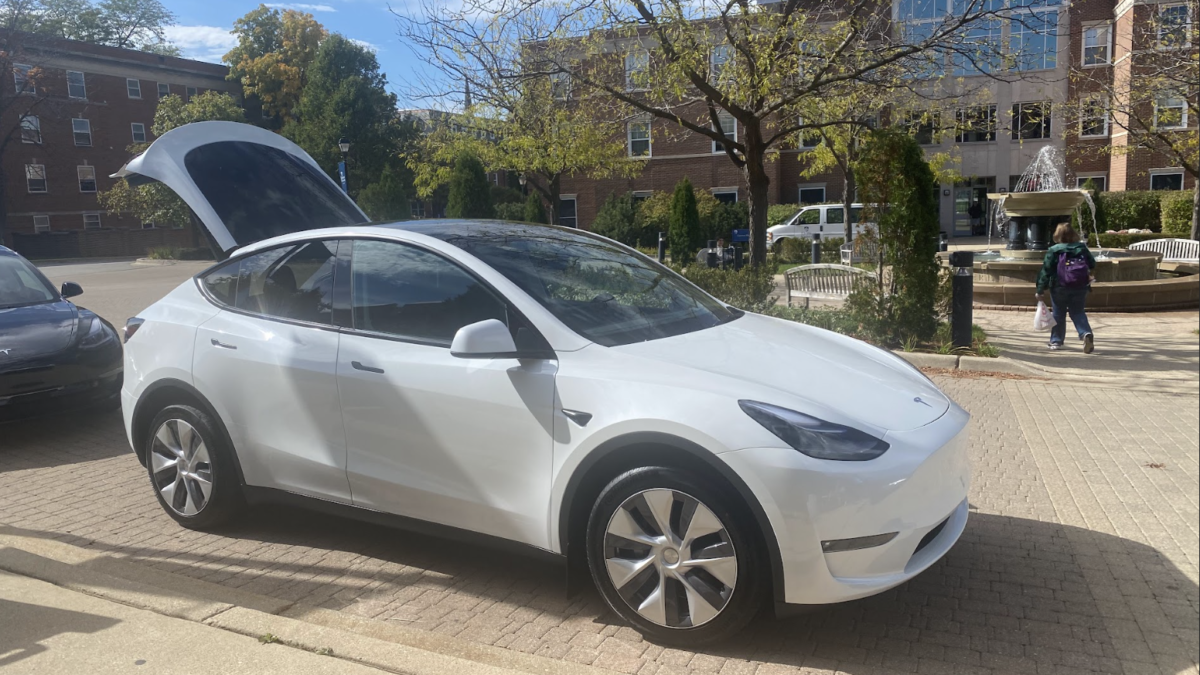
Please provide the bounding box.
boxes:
[721,403,971,605]
[0,369,122,422]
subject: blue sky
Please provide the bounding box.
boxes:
[162,0,435,108]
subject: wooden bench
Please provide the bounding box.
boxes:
[784,264,878,308]
[840,239,879,265]
[1128,238,1200,263]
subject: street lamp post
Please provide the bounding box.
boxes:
[517,173,527,195]
[337,137,351,194]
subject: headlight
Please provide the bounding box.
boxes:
[739,400,889,461]
[80,316,114,348]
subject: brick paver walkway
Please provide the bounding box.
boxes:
[2,375,1197,675]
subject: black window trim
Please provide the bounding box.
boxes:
[195,235,555,357]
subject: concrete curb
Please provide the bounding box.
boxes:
[0,532,614,675]
[893,352,961,369]
[893,350,1042,378]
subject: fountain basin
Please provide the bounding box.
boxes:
[987,190,1090,217]
[950,249,1161,284]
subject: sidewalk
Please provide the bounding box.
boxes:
[0,570,389,674]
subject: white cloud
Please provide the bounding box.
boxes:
[264,3,338,11]
[349,38,381,52]
[163,25,236,63]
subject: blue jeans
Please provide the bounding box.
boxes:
[1050,286,1093,345]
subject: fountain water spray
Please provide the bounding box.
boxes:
[987,146,1103,258]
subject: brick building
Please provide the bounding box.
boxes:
[556,0,1196,236]
[2,33,240,257]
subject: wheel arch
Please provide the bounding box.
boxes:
[130,378,246,485]
[558,431,785,604]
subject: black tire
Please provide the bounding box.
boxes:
[144,404,242,530]
[586,466,765,646]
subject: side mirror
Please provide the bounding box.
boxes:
[61,282,83,299]
[450,319,518,358]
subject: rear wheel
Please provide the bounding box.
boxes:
[586,466,764,645]
[145,404,242,529]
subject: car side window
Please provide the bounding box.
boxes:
[350,239,507,345]
[235,240,338,325]
[826,207,844,224]
[798,209,820,225]
[201,260,239,306]
[850,207,862,224]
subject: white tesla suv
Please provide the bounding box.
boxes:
[119,122,970,644]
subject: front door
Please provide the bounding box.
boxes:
[336,239,558,549]
[193,240,350,501]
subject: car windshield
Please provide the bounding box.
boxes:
[440,225,741,347]
[0,255,58,309]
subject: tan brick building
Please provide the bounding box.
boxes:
[2,33,240,257]
[557,0,1196,236]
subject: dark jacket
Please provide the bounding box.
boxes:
[1036,242,1096,293]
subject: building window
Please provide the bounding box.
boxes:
[904,111,939,145]
[632,191,653,204]
[713,112,737,153]
[26,164,47,193]
[1012,102,1052,140]
[66,70,86,99]
[797,116,822,149]
[83,213,101,229]
[1080,98,1108,138]
[798,185,826,204]
[1154,96,1188,129]
[710,44,732,83]
[1009,10,1058,72]
[1159,4,1191,49]
[158,82,170,99]
[1150,171,1184,191]
[78,166,97,193]
[550,72,570,100]
[953,19,1002,75]
[1082,24,1111,66]
[1076,176,1106,191]
[186,86,197,100]
[712,188,738,204]
[127,78,142,98]
[625,49,649,91]
[410,200,425,218]
[131,122,147,143]
[33,215,51,233]
[956,105,996,142]
[20,115,41,144]
[628,120,651,157]
[559,196,578,228]
[72,118,92,146]
[13,63,33,94]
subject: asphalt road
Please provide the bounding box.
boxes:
[36,260,211,330]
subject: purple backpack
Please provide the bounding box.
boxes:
[1057,250,1090,288]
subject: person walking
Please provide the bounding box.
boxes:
[967,201,984,236]
[1036,223,1096,353]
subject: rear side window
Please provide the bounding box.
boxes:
[826,207,844,224]
[349,240,506,345]
[200,260,239,306]
[236,241,339,325]
[184,142,364,248]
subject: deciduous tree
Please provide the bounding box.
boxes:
[224,4,325,123]
[445,150,494,218]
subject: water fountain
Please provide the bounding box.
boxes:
[939,146,1199,310]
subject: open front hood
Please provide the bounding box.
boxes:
[613,312,950,434]
[112,121,368,259]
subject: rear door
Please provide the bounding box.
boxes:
[111,121,367,259]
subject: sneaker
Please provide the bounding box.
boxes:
[1083,333,1094,354]
[1048,343,1062,351]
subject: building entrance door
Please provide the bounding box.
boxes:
[953,177,996,237]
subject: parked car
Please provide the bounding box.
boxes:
[767,203,872,248]
[118,122,970,645]
[1,246,122,422]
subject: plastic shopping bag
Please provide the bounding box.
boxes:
[1032,300,1056,331]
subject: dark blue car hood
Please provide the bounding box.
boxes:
[0,301,79,366]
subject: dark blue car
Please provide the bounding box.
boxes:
[0,245,122,422]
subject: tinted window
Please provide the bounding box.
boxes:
[235,241,338,324]
[826,207,844,224]
[0,255,57,308]
[350,240,507,345]
[184,142,365,248]
[797,209,820,225]
[438,225,739,347]
[201,261,239,306]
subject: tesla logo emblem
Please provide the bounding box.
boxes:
[913,396,931,407]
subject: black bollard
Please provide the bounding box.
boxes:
[949,251,974,349]
[657,232,666,262]
[811,233,821,265]
[939,232,949,252]
[732,245,743,270]
[706,240,717,268]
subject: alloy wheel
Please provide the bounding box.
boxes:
[149,418,214,516]
[603,488,738,629]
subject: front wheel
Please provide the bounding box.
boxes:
[586,466,765,645]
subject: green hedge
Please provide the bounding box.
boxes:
[1096,232,1162,249]
[1160,192,1193,237]
[775,236,844,264]
[1097,191,1162,232]
[494,202,526,221]
[768,204,801,226]
[676,264,777,312]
